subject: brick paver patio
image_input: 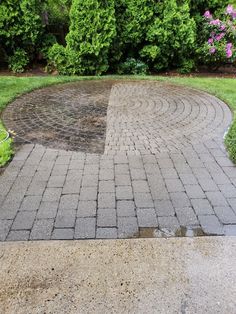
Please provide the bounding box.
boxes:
[1,80,236,240]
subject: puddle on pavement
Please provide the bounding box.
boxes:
[137,227,206,238]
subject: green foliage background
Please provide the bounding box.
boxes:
[0,0,233,74]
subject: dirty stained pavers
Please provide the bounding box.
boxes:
[0,80,236,241]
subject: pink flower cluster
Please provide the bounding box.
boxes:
[226,5,236,19]
[204,6,235,59]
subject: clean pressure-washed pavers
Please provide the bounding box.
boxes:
[1,80,236,240]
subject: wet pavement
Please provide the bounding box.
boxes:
[0,237,236,313]
[1,80,236,240]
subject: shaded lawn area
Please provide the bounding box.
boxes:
[0,75,235,166]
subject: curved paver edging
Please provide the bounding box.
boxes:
[0,80,236,241]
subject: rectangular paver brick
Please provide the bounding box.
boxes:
[47,176,66,188]
[165,179,184,193]
[98,193,115,208]
[55,210,76,228]
[51,228,74,240]
[137,208,158,227]
[74,218,96,239]
[132,180,149,193]
[198,215,224,235]
[116,186,133,200]
[154,200,175,217]
[158,216,180,232]
[12,211,36,230]
[77,201,97,217]
[191,199,214,215]
[134,193,154,208]
[82,175,98,187]
[117,200,136,217]
[175,207,199,226]
[97,208,116,227]
[43,188,62,202]
[30,219,54,240]
[213,206,236,224]
[20,196,41,211]
[206,191,228,207]
[59,194,79,210]
[62,180,81,194]
[99,180,115,193]
[7,230,30,241]
[118,217,138,238]
[80,187,97,201]
[96,228,117,239]
[170,192,191,208]
[185,185,205,199]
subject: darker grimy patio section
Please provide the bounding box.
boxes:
[2,80,114,154]
[1,80,236,241]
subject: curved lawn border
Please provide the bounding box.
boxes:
[0,75,235,167]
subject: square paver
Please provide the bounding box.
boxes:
[47,176,66,188]
[213,206,236,224]
[117,200,136,217]
[59,194,79,210]
[82,175,98,187]
[191,199,214,215]
[206,191,228,207]
[132,180,150,193]
[137,208,158,227]
[37,201,58,219]
[185,185,205,199]
[74,218,96,239]
[170,192,191,208]
[99,181,115,193]
[43,188,62,202]
[80,187,97,201]
[154,200,175,217]
[62,180,81,194]
[158,216,180,232]
[98,193,115,208]
[30,219,54,240]
[7,230,30,241]
[116,186,133,200]
[198,215,224,235]
[55,210,76,228]
[97,208,116,227]
[134,193,154,208]
[175,207,199,226]
[165,179,184,193]
[77,201,97,217]
[12,211,36,230]
[20,196,41,211]
[118,217,138,238]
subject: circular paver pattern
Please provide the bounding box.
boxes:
[2,80,232,154]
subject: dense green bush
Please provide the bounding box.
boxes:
[140,0,196,72]
[2,0,234,74]
[0,0,44,71]
[8,49,30,73]
[117,58,149,75]
[49,0,116,75]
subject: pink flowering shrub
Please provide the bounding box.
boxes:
[198,4,236,68]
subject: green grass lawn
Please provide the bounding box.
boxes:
[0,75,235,166]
